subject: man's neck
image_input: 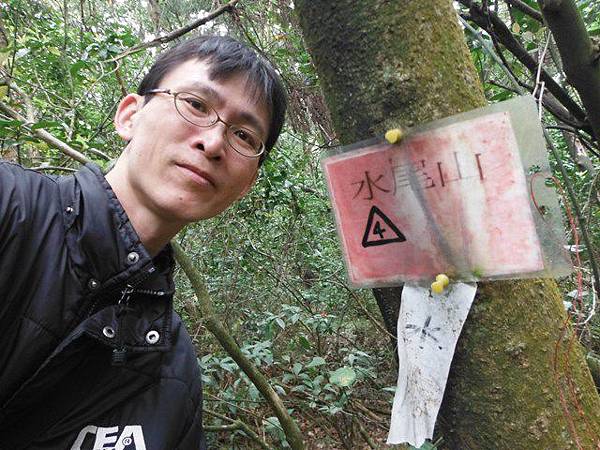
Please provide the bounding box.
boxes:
[105,166,183,257]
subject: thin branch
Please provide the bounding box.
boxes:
[86,147,111,161]
[505,0,543,22]
[460,16,524,93]
[339,280,395,340]
[545,125,600,159]
[481,1,527,93]
[204,409,274,450]
[109,0,240,63]
[487,78,522,93]
[0,98,90,164]
[113,61,127,97]
[352,416,377,449]
[543,129,600,299]
[461,15,584,131]
[172,241,306,450]
[1,76,36,122]
[459,0,590,130]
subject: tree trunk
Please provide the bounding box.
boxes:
[294,1,600,448]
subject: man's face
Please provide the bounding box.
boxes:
[116,59,269,225]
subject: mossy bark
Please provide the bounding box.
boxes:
[294,0,600,448]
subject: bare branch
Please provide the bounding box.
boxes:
[109,0,240,63]
[505,0,543,22]
[204,409,274,450]
[0,99,90,164]
[459,0,590,132]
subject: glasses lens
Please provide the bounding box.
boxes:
[227,126,264,157]
[174,93,216,126]
[173,92,264,158]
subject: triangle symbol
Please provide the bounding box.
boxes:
[362,205,407,248]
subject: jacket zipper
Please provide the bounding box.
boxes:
[84,266,161,318]
[111,284,134,366]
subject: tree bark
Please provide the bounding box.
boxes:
[294,0,600,448]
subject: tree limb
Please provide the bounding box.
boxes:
[0,98,90,164]
[461,15,584,129]
[537,0,600,141]
[204,409,274,450]
[172,241,306,450]
[459,0,590,131]
[351,416,377,449]
[30,165,77,172]
[109,0,240,62]
[505,0,543,22]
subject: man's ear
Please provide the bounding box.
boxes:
[237,170,259,199]
[114,94,144,141]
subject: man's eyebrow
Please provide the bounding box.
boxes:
[184,82,222,103]
[180,81,267,138]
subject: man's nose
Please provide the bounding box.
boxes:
[196,121,228,158]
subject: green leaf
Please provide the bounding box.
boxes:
[292,362,303,375]
[0,119,22,128]
[263,416,282,431]
[298,335,311,350]
[306,356,326,368]
[329,366,356,387]
[70,60,87,76]
[31,120,60,130]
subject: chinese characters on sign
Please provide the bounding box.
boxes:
[322,111,544,287]
[352,151,484,201]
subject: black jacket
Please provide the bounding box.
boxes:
[0,162,206,450]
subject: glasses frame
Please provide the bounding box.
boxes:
[145,88,265,159]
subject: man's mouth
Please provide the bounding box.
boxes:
[175,163,216,188]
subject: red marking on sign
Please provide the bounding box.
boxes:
[322,112,544,287]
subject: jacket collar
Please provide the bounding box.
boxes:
[65,163,175,297]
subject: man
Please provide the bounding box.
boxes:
[0,35,286,449]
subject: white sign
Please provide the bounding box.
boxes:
[387,282,477,447]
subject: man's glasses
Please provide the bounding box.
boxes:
[145,88,265,158]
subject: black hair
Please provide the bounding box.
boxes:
[137,35,287,159]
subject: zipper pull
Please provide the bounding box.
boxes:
[116,285,135,316]
[118,285,134,306]
[112,284,134,366]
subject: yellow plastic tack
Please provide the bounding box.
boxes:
[385,128,404,144]
[431,280,444,294]
[436,273,450,287]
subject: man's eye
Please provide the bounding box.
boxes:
[234,129,251,142]
[183,97,209,114]
[232,128,259,148]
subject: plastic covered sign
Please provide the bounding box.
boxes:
[322,96,571,288]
